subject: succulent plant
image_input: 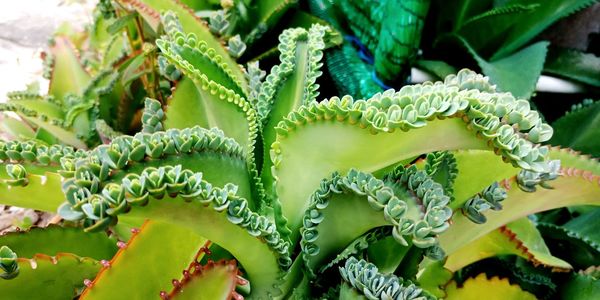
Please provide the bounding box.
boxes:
[0,0,599,299]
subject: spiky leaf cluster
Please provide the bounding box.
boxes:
[0,140,85,166]
[383,165,452,248]
[462,182,508,224]
[141,98,165,133]
[339,257,433,300]
[0,246,19,280]
[517,160,561,192]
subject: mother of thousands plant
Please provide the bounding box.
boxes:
[0,1,598,299]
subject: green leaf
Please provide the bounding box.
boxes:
[445,273,536,300]
[157,34,246,97]
[283,10,343,48]
[437,0,494,31]
[366,235,411,274]
[439,157,600,256]
[271,88,544,242]
[24,117,88,149]
[248,0,297,45]
[158,34,258,156]
[538,209,600,269]
[444,217,572,272]
[121,152,256,206]
[1,95,88,148]
[168,261,240,300]
[116,197,285,298]
[318,228,389,275]
[549,100,600,157]
[541,233,596,271]
[177,0,214,11]
[100,35,128,69]
[450,150,519,209]
[395,246,427,282]
[244,9,342,63]
[119,54,147,88]
[339,282,366,299]
[454,3,539,55]
[285,273,311,300]
[34,127,59,145]
[417,259,453,297]
[300,164,454,279]
[106,13,138,35]
[162,77,203,129]
[492,0,598,60]
[81,220,208,299]
[0,116,35,140]
[0,141,68,179]
[300,172,397,276]
[462,38,549,99]
[88,127,258,207]
[0,253,100,300]
[255,0,296,26]
[0,225,118,260]
[547,146,600,175]
[479,257,558,299]
[48,36,91,101]
[544,48,600,87]
[506,218,572,269]
[562,209,600,250]
[259,25,327,178]
[0,172,64,212]
[75,165,288,298]
[89,12,114,49]
[559,271,600,300]
[5,98,64,120]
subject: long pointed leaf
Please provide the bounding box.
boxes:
[48,36,91,101]
[445,217,572,271]
[0,253,100,300]
[81,220,207,299]
[0,225,118,260]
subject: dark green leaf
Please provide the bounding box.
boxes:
[462,37,549,99]
[106,13,138,35]
[492,0,598,59]
[456,3,539,55]
[559,272,600,300]
[545,48,600,87]
[549,100,600,157]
